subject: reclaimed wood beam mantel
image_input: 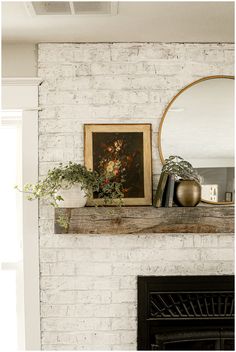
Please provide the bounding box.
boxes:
[54,206,234,234]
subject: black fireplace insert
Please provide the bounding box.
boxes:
[137,275,234,350]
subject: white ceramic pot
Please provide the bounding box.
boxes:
[57,184,87,208]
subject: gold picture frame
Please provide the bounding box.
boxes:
[84,124,152,206]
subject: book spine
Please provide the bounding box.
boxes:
[164,175,175,207]
[154,172,168,208]
[153,172,164,206]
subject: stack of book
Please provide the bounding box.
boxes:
[153,172,175,207]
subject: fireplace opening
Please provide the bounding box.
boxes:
[138,275,234,350]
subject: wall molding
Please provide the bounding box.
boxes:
[2,77,42,86]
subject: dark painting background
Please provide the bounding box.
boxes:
[92,132,144,198]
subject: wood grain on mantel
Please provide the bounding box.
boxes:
[54,206,234,234]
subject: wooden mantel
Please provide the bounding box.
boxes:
[54,205,234,234]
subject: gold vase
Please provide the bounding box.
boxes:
[175,180,201,207]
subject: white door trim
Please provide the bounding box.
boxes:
[2,77,42,351]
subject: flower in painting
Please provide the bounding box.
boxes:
[107,146,114,153]
[106,161,115,173]
[105,160,122,176]
[114,139,123,152]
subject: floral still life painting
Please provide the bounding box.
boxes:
[84,124,152,205]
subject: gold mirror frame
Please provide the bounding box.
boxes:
[158,75,234,205]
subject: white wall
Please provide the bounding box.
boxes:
[38,43,234,350]
[2,43,37,77]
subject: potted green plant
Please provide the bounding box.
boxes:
[162,155,201,206]
[162,155,201,182]
[16,161,124,227]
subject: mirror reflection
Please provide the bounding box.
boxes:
[159,76,234,203]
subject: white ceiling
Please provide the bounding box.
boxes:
[2,1,234,43]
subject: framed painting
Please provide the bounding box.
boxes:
[84,124,152,206]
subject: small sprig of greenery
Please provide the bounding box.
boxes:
[162,155,201,183]
[57,213,71,231]
[16,162,124,228]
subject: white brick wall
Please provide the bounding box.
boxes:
[38,43,234,350]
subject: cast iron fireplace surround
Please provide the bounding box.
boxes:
[137,275,234,350]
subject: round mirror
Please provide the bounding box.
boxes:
[158,75,234,204]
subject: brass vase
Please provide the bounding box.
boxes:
[175,180,201,207]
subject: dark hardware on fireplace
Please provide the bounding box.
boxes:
[138,275,234,350]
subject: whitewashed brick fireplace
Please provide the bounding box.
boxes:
[38,43,234,350]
